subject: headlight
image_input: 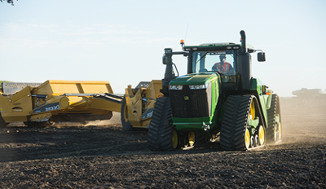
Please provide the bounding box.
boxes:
[189,84,208,90]
[169,85,183,90]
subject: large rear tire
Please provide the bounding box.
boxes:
[121,97,133,131]
[147,97,174,151]
[266,94,282,143]
[220,95,261,151]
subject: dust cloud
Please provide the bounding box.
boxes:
[280,89,326,145]
[52,112,122,128]
[6,112,122,128]
[85,112,122,126]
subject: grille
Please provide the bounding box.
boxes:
[169,84,211,118]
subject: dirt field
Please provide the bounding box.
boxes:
[0,97,326,188]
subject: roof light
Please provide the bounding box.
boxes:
[180,39,185,48]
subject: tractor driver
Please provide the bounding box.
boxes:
[212,54,233,74]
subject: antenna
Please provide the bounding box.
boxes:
[180,23,189,49]
[184,23,189,41]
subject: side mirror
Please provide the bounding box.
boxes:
[257,52,266,62]
[163,48,173,65]
[162,55,167,65]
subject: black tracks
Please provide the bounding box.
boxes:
[148,97,173,151]
[220,95,254,151]
[266,94,281,143]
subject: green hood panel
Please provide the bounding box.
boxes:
[169,73,217,85]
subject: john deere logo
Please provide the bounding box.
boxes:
[184,96,189,100]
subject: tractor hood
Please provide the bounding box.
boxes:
[169,73,217,85]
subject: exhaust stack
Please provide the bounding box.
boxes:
[238,30,251,90]
[240,30,247,54]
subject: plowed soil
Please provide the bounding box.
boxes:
[0,97,326,188]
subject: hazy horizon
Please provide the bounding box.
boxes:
[1,0,325,97]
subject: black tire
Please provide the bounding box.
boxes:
[220,95,254,151]
[121,97,133,131]
[0,113,8,128]
[147,97,173,151]
[266,94,282,143]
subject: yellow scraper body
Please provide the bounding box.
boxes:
[0,80,122,125]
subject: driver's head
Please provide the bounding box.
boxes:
[219,54,226,62]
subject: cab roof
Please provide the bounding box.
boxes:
[183,42,257,52]
[183,42,241,51]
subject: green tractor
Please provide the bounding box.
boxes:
[148,30,282,151]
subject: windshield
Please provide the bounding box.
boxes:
[192,51,236,75]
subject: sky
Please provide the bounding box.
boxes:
[0,0,325,96]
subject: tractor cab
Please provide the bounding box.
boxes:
[184,43,241,89]
[184,42,266,91]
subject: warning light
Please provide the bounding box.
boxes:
[180,39,185,48]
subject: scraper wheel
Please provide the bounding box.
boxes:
[121,97,133,131]
[0,113,8,128]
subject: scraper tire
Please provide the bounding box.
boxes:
[0,113,8,128]
[121,97,133,131]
